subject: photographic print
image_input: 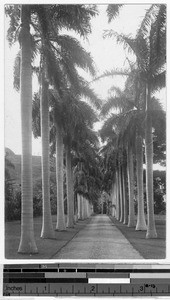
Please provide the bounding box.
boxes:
[5,3,166,260]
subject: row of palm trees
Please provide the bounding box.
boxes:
[6,4,166,254]
[99,4,166,238]
[6,4,102,253]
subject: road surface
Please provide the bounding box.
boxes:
[53,215,143,259]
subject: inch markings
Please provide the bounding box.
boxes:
[3,265,170,296]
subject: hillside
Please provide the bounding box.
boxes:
[5,148,55,188]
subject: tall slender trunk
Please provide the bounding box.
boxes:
[55,122,66,231]
[136,134,147,231]
[116,170,120,220]
[74,193,78,223]
[122,163,128,225]
[40,65,54,239]
[119,164,124,222]
[113,182,117,217]
[127,144,136,227]
[84,198,87,218]
[91,203,94,215]
[87,200,90,217]
[82,196,85,219]
[111,183,116,217]
[18,5,38,253]
[77,193,81,219]
[66,144,74,228]
[145,84,157,238]
[79,194,83,220]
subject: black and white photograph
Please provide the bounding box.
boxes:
[4,3,166,260]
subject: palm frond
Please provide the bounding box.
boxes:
[100,114,118,141]
[150,97,165,112]
[101,95,135,117]
[103,30,136,54]
[51,35,96,76]
[59,56,81,90]
[50,4,98,37]
[75,99,98,126]
[149,11,166,75]
[153,4,166,56]
[78,84,102,110]
[137,5,157,38]
[136,4,166,74]
[43,44,66,95]
[106,4,123,23]
[93,68,130,83]
[151,98,166,144]
[5,4,21,46]
[150,71,166,92]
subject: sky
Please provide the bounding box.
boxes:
[4,3,166,157]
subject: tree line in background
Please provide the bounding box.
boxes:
[5,4,166,254]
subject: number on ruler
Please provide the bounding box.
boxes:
[139,286,144,292]
[90,285,96,293]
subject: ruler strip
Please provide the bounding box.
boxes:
[130,273,170,278]
[4,278,88,283]
[88,278,130,284]
[45,272,86,278]
[3,264,170,297]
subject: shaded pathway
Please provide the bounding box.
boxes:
[53,215,143,259]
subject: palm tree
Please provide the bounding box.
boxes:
[65,142,75,227]
[36,5,98,233]
[99,123,122,221]
[100,86,136,226]
[73,123,101,217]
[55,120,66,230]
[17,5,38,253]
[135,134,147,230]
[101,4,166,237]
[6,4,98,249]
[49,76,100,228]
[63,100,95,227]
[122,155,128,224]
[39,63,55,238]
[126,140,136,227]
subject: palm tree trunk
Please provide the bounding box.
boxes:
[79,194,83,220]
[82,197,85,219]
[55,121,66,231]
[86,199,89,217]
[136,134,147,231]
[91,203,94,215]
[40,66,54,239]
[127,144,136,227]
[77,193,81,219]
[113,182,117,217]
[18,5,38,254]
[84,198,87,218]
[111,184,115,217]
[66,144,74,228]
[145,84,157,238]
[122,163,128,225]
[119,164,124,222]
[116,170,120,220]
[74,193,78,223]
[87,201,90,217]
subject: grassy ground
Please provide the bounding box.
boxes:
[5,215,92,259]
[5,214,166,259]
[109,215,166,259]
